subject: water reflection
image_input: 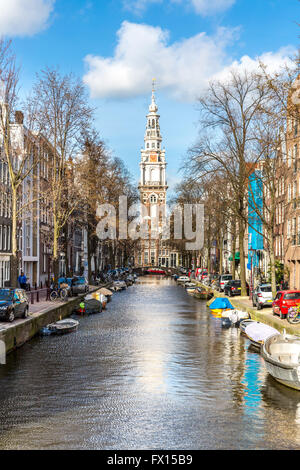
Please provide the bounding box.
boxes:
[0,276,300,449]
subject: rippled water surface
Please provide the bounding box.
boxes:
[1,276,300,449]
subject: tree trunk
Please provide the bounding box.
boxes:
[53,214,60,282]
[231,217,236,280]
[87,227,92,284]
[239,218,247,296]
[268,230,277,298]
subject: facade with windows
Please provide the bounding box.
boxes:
[284,88,300,289]
[0,153,12,287]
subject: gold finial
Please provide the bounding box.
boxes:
[152,78,156,92]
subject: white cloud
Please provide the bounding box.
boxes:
[181,0,235,16]
[123,0,162,15]
[124,0,235,16]
[213,46,296,82]
[83,21,295,103]
[0,0,54,37]
[83,21,238,101]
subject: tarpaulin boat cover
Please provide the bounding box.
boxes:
[245,322,280,343]
[209,297,234,310]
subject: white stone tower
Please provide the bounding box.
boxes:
[138,81,168,266]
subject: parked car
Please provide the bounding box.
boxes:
[252,284,273,309]
[224,280,249,297]
[224,280,241,297]
[272,290,300,319]
[218,274,233,292]
[69,277,89,296]
[0,288,29,322]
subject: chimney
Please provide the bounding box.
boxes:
[15,111,24,125]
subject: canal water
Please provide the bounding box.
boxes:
[0,275,300,450]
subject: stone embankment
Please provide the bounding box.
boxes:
[0,284,110,359]
[198,283,300,336]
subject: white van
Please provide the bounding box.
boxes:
[218,274,233,292]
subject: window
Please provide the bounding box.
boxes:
[150,194,157,204]
[287,220,291,238]
[284,292,300,300]
[288,149,292,167]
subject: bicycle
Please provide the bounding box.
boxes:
[287,304,300,324]
[50,286,68,302]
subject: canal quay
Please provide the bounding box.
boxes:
[1,275,300,450]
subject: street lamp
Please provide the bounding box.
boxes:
[248,248,257,300]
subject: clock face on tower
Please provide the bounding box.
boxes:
[150,154,158,163]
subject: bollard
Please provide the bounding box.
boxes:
[31,291,34,304]
[36,290,39,303]
[0,340,6,365]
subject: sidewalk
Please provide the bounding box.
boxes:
[0,284,110,355]
[0,285,98,331]
[200,283,300,336]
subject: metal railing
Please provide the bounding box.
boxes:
[28,287,51,304]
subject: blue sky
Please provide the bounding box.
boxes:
[1,0,299,193]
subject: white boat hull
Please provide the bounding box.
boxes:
[264,360,300,390]
[262,334,300,391]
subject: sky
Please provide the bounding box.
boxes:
[1,0,299,193]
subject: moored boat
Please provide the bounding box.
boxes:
[209,297,234,316]
[193,288,214,300]
[261,333,300,390]
[244,322,280,351]
[239,318,256,335]
[145,268,166,275]
[98,287,113,302]
[221,309,249,327]
[74,298,102,315]
[40,318,79,336]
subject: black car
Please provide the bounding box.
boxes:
[224,280,249,297]
[0,288,29,322]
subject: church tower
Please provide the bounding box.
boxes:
[138,81,168,267]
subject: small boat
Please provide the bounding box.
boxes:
[244,322,280,351]
[185,282,197,288]
[221,309,249,327]
[74,298,102,315]
[40,318,79,336]
[194,288,214,300]
[239,318,256,335]
[262,333,300,390]
[146,268,166,275]
[113,281,127,290]
[209,297,234,316]
[98,287,113,302]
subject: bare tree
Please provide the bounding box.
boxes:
[28,67,94,281]
[185,69,275,296]
[0,40,44,287]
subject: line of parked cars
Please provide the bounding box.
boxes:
[204,271,300,321]
[0,288,29,323]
